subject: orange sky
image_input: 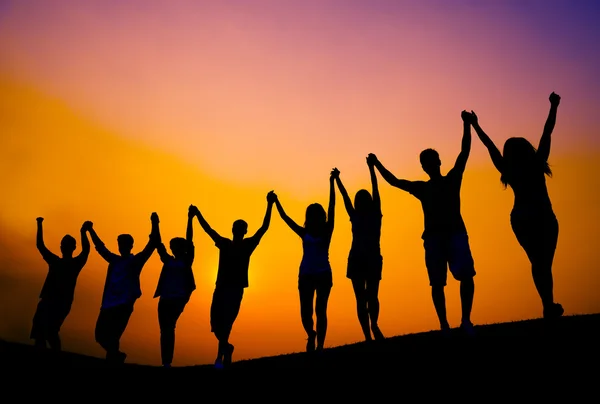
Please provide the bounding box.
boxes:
[1,1,599,366]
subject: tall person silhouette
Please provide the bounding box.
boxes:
[152,206,197,368]
[192,191,275,369]
[31,218,91,351]
[87,213,160,365]
[272,169,337,351]
[369,110,477,335]
[333,161,385,342]
[470,92,563,319]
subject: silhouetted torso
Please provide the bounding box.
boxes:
[40,255,87,303]
[154,242,196,299]
[506,169,553,215]
[215,236,260,288]
[97,245,152,309]
[349,210,382,259]
[408,167,467,239]
[300,232,332,275]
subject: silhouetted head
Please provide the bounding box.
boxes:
[232,220,248,239]
[305,203,327,236]
[501,137,552,187]
[169,237,187,259]
[354,189,373,214]
[419,148,441,177]
[117,234,134,256]
[60,235,76,257]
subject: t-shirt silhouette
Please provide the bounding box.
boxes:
[349,209,382,260]
[214,236,261,289]
[38,253,89,303]
[154,241,196,299]
[406,167,467,239]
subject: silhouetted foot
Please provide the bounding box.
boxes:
[460,321,476,336]
[106,351,127,366]
[543,303,564,319]
[372,325,385,341]
[223,343,234,367]
[306,330,316,352]
[214,357,224,370]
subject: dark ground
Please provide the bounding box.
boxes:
[2,313,599,397]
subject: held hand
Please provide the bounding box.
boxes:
[367,153,378,165]
[151,212,159,223]
[549,92,561,107]
[188,205,198,218]
[461,110,472,124]
[470,111,478,125]
[36,217,44,223]
[267,190,277,204]
[330,167,340,180]
[82,221,93,231]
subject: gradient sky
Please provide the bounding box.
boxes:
[1,0,599,366]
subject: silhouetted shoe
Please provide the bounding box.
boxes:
[543,303,564,319]
[440,324,451,337]
[460,321,476,336]
[306,330,317,352]
[223,343,234,367]
[106,350,127,364]
[372,325,385,341]
[214,357,224,370]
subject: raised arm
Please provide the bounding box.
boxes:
[87,224,118,263]
[366,155,381,212]
[251,191,276,241]
[327,168,337,231]
[153,213,170,263]
[453,110,473,173]
[193,206,223,244]
[368,154,416,193]
[537,92,560,162]
[334,170,354,218]
[77,221,92,263]
[137,212,160,262]
[273,195,305,238]
[35,217,59,263]
[470,111,504,173]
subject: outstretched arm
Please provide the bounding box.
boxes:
[327,168,337,231]
[453,110,473,173]
[194,207,223,244]
[537,92,560,162]
[137,212,160,263]
[35,217,59,263]
[153,213,170,263]
[86,223,117,263]
[367,155,381,212]
[251,191,276,241]
[334,171,354,217]
[77,221,92,263]
[368,154,415,193]
[470,111,504,173]
[274,195,305,238]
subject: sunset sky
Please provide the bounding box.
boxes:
[1,0,599,367]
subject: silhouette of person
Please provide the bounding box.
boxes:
[333,161,385,342]
[87,213,160,364]
[369,110,477,335]
[31,217,91,351]
[192,191,275,369]
[152,206,197,368]
[470,92,563,319]
[273,169,337,352]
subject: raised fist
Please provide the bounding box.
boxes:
[549,92,561,107]
[36,217,44,223]
[151,212,159,223]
